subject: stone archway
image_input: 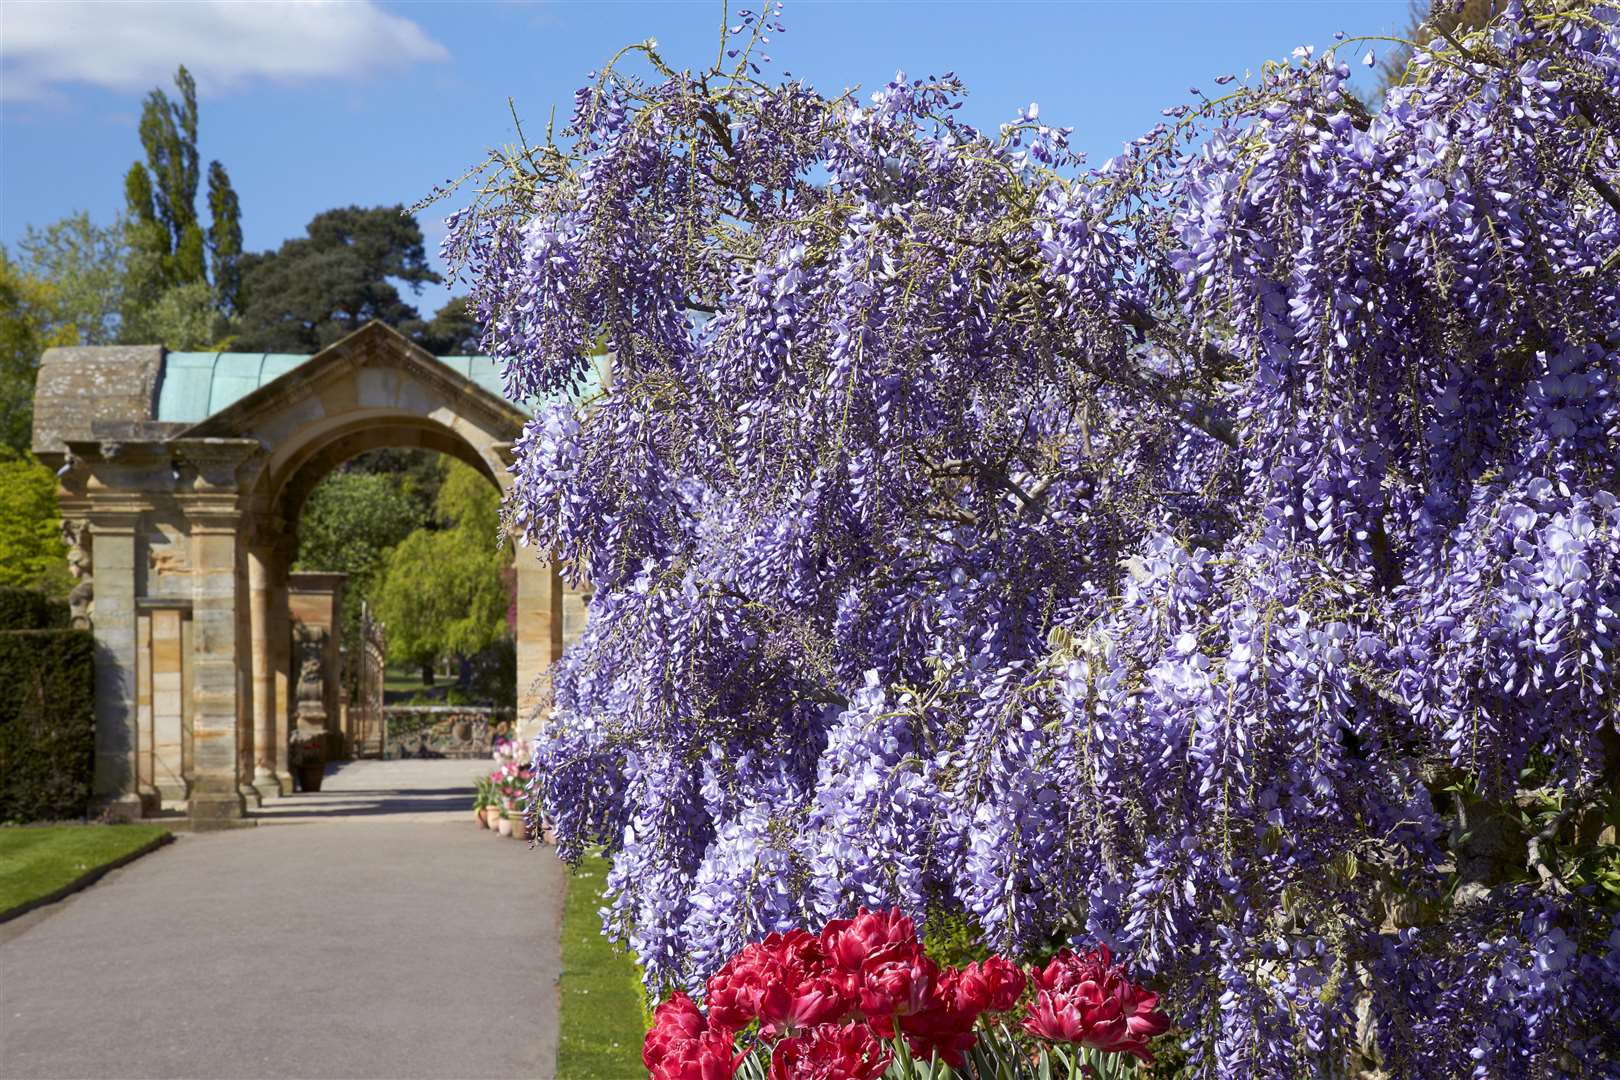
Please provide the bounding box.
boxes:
[30,322,587,823]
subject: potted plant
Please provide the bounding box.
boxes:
[509,799,530,842]
[473,777,492,827]
[291,731,325,793]
[497,808,513,837]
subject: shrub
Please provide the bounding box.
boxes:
[0,592,55,634]
[0,628,95,822]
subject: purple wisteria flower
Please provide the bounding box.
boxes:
[440,2,1620,1075]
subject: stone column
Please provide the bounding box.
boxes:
[247,541,280,801]
[174,438,263,824]
[268,533,296,794]
[513,547,565,745]
[87,507,146,819]
[186,508,247,821]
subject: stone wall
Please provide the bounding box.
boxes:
[382,706,515,760]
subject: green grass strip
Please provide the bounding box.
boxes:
[0,824,171,919]
[556,854,648,1079]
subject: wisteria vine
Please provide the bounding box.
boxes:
[436,2,1620,1075]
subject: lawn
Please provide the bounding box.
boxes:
[556,854,646,1079]
[0,824,171,919]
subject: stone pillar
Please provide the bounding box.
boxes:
[186,509,247,821]
[247,542,280,801]
[87,507,147,819]
[271,573,292,794]
[173,438,263,824]
[145,602,189,803]
[513,548,565,745]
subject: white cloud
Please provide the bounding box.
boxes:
[1,1,449,101]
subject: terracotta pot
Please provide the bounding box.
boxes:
[484,806,503,831]
[474,806,489,828]
[510,812,530,842]
[497,814,513,837]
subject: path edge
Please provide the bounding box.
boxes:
[0,831,174,924]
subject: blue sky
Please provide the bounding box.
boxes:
[2,0,1412,321]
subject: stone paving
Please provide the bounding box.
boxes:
[0,761,567,1080]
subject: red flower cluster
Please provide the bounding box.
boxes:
[643,992,742,1080]
[644,911,1170,1079]
[700,908,1020,1070]
[1023,945,1171,1062]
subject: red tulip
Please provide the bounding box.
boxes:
[856,940,939,1022]
[643,992,740,1080]
[820,907,918,972]
[768,1023,890,1080]
[1022,946,1170,1062]
[706,930,852,1034]
[952,955,1027,1014]
[647,1029,740,1080]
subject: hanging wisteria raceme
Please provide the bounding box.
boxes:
[437,2,1620,1074]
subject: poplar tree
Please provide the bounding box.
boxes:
[120,65,242,346]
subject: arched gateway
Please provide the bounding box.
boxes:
[30,321,586,823]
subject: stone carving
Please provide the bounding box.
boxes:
[146,524,191,578]
[293,624,328,721]
[62,519,93,629]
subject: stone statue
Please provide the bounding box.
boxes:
[62,520,93,629]
[293,624,328,721]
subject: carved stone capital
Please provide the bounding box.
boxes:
[170,438,265,492]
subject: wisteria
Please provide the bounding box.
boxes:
[438,2,1620,1074]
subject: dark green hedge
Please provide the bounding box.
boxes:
[0,629,95,822]
[0,588,68,631]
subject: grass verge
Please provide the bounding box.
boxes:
[0,824,171,920]
[557,853,647,1079]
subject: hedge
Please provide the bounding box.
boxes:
[0,628,95,822]
[0,587,67,632]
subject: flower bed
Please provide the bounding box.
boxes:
[646,908,1166,1079]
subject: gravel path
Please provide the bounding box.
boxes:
[0,761,567,1080]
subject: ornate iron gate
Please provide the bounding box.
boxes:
[349,601,387,758]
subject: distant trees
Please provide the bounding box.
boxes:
[0,253,79,454]
[372,459,510,681]
[233,206,442,352]
[120,65,241,349]
[11,213,125,348]
[1376,0,1508,96]
[294,465,433,648]
[417,295,484,355]
[0,453,71,595]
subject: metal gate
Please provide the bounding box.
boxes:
[349,601,387,758]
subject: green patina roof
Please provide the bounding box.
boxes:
[155,351,600,424]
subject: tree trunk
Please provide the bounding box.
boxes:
[420,661,435,686]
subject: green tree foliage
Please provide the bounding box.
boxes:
[12,213,126,347]
[0,253,76,454]
[417,295,484,354]
[120,65,241,347]
[233,206,441,352]
[373,460,510,671]
[207,162,243,316]
[0,454,71,596]
[1377,0,1508,97]
[294,468,431,645]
